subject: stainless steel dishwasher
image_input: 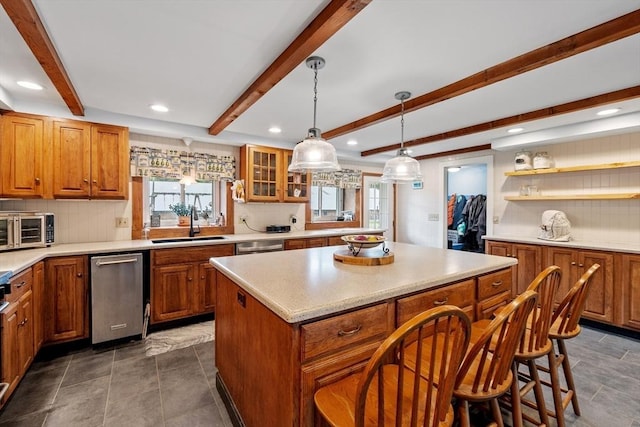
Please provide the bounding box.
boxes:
[90,253,143,344]
[235,239,284,255]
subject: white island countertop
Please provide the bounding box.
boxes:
[210,242,517,324]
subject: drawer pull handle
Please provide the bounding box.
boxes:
[15,281,26,289]
[433,298,448,306]
[578,263,584,267]
[571,261,577,266]
[491,280,502,288]
[338,325,361,337]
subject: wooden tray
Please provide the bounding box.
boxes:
[333,249,395,266]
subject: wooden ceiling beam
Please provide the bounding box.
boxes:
[414,144,492,162]
[208,0,371,135]
[362,85,640,157]
[1,0,84,116]
[325,8,640,140]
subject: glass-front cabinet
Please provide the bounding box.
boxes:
[240,145,309,203]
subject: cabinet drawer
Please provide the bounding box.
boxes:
[6,267,33,304]
[396,279,475,326]
[477,268,512,300]
[301,303,393,361]
[476,290,511,320]
[152,244,234,265]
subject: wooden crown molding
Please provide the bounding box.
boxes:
[324,8,640,141]
[362,85,640,157]
[208,0,371,135]
[414,144,492,162]
[1,0,84,116]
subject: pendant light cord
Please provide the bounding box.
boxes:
[400,97,405,149]
[312,67,318,129]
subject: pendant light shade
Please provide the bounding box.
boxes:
[288,56,341,173]
[381,91,422,183]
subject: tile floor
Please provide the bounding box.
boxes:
[0,325,638,426]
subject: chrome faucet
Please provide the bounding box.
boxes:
[189,204,200,238]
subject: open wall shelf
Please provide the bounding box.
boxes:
[504,160,640,176]
[505,193,640,201]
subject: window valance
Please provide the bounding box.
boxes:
[130,147,236,182]
[312,169,362,188]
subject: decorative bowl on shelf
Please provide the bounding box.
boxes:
[341,235,388,256]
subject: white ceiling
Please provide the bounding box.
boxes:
[1,0,639,166]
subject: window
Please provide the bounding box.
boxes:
[146,178,225,226]
[310,185,356,222]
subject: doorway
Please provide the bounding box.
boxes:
[362,174,394,241]
[438,155,494,251]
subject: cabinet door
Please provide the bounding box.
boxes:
[283,150,310,202]
[579,250,614,323]
[52,120,92,198]
[546,246,577,303]
[1,304,20,403]
[0,115,45,198]
[32,262,45,352]
[45,256,88,343]
[621,254,640,330]
[512,244,542,295]
[151,264,194,323]
[242,145,282,202]
[198,262,217,314]
[17,290,34,373]
[284,239,307,250]
[90,124,129,199]
[486,241,511,258]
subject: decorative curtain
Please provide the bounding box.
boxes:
[312,169,362,188]
[130,147,236,182]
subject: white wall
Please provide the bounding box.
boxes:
[395,131,640,248]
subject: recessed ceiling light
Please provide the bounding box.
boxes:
[268,126,281,134]
[347,139,358,146]
[507,127,524,134]
[596,108,621,116]
[150,104,169,113]
[17,81,43,90]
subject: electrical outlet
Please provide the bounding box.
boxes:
[240,214,248,223]
[493,215,500,224]
[290,215,297,224]
[427,213,439,221]
[115,217,129,228]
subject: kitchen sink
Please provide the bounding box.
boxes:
[151,236,227,244]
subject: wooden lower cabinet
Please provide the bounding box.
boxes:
[1,284,34,406]
[32,261,45,352]
[44,256,88,343]
[476,268,513,320]
[620,254,640,330]
[151,245,234,323]
[396,279,475,325]
[546,246,614,323]
[285,237,327,250]
[486,241,542,295]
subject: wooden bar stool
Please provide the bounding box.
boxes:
[314,305,470,427]
[535,263,601,424]
[405,290,538,427]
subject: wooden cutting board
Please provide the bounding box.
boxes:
[333,249,395,265]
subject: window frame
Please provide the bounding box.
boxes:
[304,186,361,230]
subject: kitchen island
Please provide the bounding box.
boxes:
[210,242,517,427]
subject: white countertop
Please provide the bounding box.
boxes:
[210,242,518,324]
[483,235,640,254]
[0,228,379,277]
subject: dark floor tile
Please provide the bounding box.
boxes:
[631,419,640,427]
[27,355,71,376]
[113,339,147,362]
[165,402,227,427]
[155,346,198,372]
[0,380,58,421]
[0,409,48,427]
[61,352,114,387]
[565,383,637,427]
[108,356,159,403]
[159,364,214,420]
[104,388,163,427]
[54,376,109,407]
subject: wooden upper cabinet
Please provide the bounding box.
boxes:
[52,119,92,198]
[91,124,129,199]
[0,115,45,198]
[283,150,310,202]
[240,145,309,203]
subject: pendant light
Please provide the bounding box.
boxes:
[288,56,341,172]
[381,91,422,183]
[179,137,196,186]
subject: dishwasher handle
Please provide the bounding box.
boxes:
[95,257,140,266]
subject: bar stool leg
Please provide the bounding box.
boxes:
[528,359,550,427]
[547,348,566,427]
[510,362,524,427]
[558,339,581,416]
[489,398,505,427]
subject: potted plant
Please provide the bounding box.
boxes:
[169,203,192,226]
